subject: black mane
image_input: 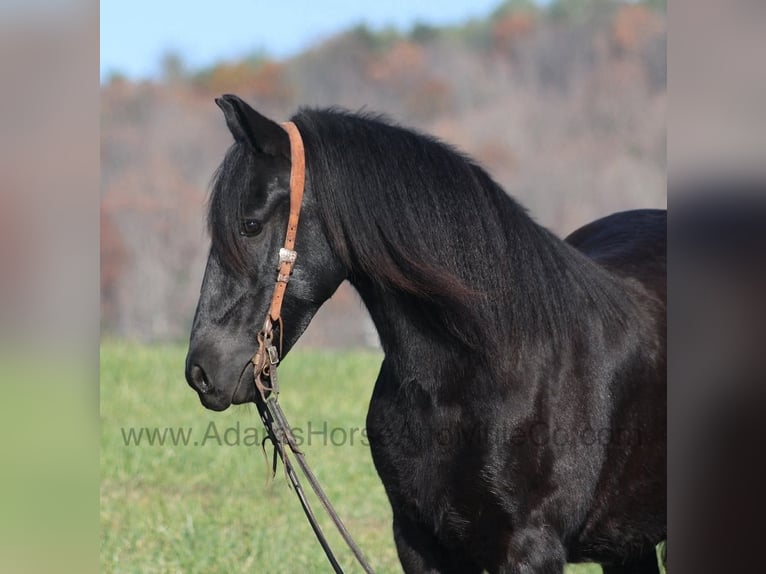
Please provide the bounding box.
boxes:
[292,108,631,350]
[207,143,256,273]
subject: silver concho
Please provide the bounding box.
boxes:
[279,248,297,265]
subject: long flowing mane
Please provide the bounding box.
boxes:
[292,108,633,351]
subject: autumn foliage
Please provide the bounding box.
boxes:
[101,0,666,341]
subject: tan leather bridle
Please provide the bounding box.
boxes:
[251,121,305,399]
[248,121,375,574]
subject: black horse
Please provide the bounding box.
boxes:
[186,95,666,574]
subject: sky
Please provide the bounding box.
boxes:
[100,0,517,82]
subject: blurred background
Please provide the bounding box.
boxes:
[100,0,667,347]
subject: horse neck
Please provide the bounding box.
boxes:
[350,277,463,377]
[299,112,639,379]
[344,202,636,385]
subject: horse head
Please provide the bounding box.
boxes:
[185,95,344,411]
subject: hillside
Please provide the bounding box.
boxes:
[101,0,666,343]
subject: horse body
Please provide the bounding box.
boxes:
[185,95,666,573]
[361,210,666,573]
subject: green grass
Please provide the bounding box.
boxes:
[101,341,613,573]
[1,352,95,574]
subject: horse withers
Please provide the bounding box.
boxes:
[185,95,666,573]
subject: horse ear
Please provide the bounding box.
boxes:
[215,94,290,159]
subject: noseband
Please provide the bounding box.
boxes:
[249,121,375,574]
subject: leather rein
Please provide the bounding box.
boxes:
[250,121,375,574]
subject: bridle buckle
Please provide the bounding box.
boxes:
[266,345,280,366]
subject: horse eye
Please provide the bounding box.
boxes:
[240,218,262,237]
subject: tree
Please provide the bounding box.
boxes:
[100,207,127,332]
[161,51,185,83]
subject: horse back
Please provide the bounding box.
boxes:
[566,209,666,296]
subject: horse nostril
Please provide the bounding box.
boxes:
[188,364,211,394]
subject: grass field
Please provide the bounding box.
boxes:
[101,341,610,573]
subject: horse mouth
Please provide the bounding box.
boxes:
[231,361,257,405]
[196,361,255,411]
[197,388,234,411]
